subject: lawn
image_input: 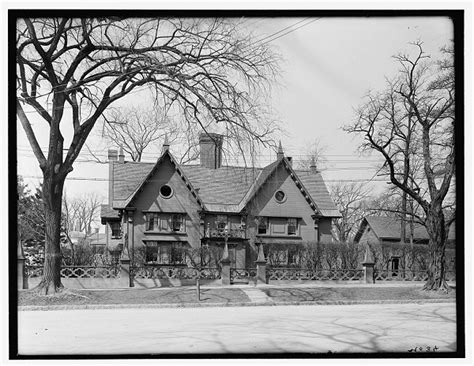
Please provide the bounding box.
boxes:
[18,287,250,307]
[18,285,455,308]
[261,286,456,302]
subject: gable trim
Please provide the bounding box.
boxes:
[120,150,205,210]
[240,157,322,216]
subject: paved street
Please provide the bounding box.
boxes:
[17,302,456,355]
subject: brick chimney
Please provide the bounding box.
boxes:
[108,149,118,206]
[199,133,223,169]
[118,147,125,163]
[310,156,318,174]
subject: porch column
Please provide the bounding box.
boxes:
[255,242,267,285]
[362,246,375,284]
[126,209,135,265]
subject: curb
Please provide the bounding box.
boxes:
[18,298,455,311]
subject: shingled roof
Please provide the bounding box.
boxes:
[354,215,456,243]
[102,151,340,217]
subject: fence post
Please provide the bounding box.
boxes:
[120,246,132,287]
[362,246,375,284]
[18,240,27,290]
[255,242,267,285]
[220,240,231,286]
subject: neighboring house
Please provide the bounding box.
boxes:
[354,216,456,272]
[100,133,341,269]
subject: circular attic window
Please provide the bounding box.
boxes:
[274,190,286,203]
[160,184,173,198]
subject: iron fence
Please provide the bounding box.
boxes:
[230,268,256,283]
[374,269,456,282]
[267,267,364,281]
[131,265,221,280]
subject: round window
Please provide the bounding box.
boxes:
[160,184,173,198]
[274,190,286,203]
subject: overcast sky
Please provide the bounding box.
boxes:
[16,16,454,200]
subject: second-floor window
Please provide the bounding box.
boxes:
[257,217,300,236]
[110,222,121,238]
[258,217,268,234]
[145,213,186,233]
[287,218,298,235]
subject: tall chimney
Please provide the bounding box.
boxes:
[108,149,118,206]
[118,147,125,163]
[199,133,223,169]
[310,156,317,174]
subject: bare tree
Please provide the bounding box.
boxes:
[329,182,371,243]
[345,42,455,291]
[63,193,102,235]
[295,138,327,170]
[16,17,279,294]
[102,106,178,162]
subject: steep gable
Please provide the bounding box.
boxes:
[106,151,339,218]
[113,151,204,210]
[245,159,316,218]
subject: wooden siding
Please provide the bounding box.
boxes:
[129,157,202,250]
[245,163,318,244]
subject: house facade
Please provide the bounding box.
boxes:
[100,133,341,269]
[354,216,456,272]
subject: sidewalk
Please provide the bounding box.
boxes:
[18,283,456,311]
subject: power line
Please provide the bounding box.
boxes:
[20,174,390,183]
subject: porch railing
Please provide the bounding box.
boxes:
[206,228,246,239]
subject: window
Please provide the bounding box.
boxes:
[391,257,400,276]
[258,217,268,235]
[258,217,300,236]
[145,213,186,233]
[274,190,286,203]
[146,213,159,231]
[287,218,298,235]
[160,184,173,198]
[110,222,121,238]
[171,214,184,232]
[145,242,187,265]
[216,215,227,234]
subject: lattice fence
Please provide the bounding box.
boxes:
[25,265,120,279]
[132,266,221,280]
[267,268,364,281]
[230,268,256,282]
[374,269,456,282]
[60,266,120,279]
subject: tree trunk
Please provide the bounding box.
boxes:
[423,208,449,291]
[36,174,65,295]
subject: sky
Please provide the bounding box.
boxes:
[16,15,454,203]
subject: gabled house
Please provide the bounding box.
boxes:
[354,215,456,272]
[354,216,456,246]
[100,133,341,269]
